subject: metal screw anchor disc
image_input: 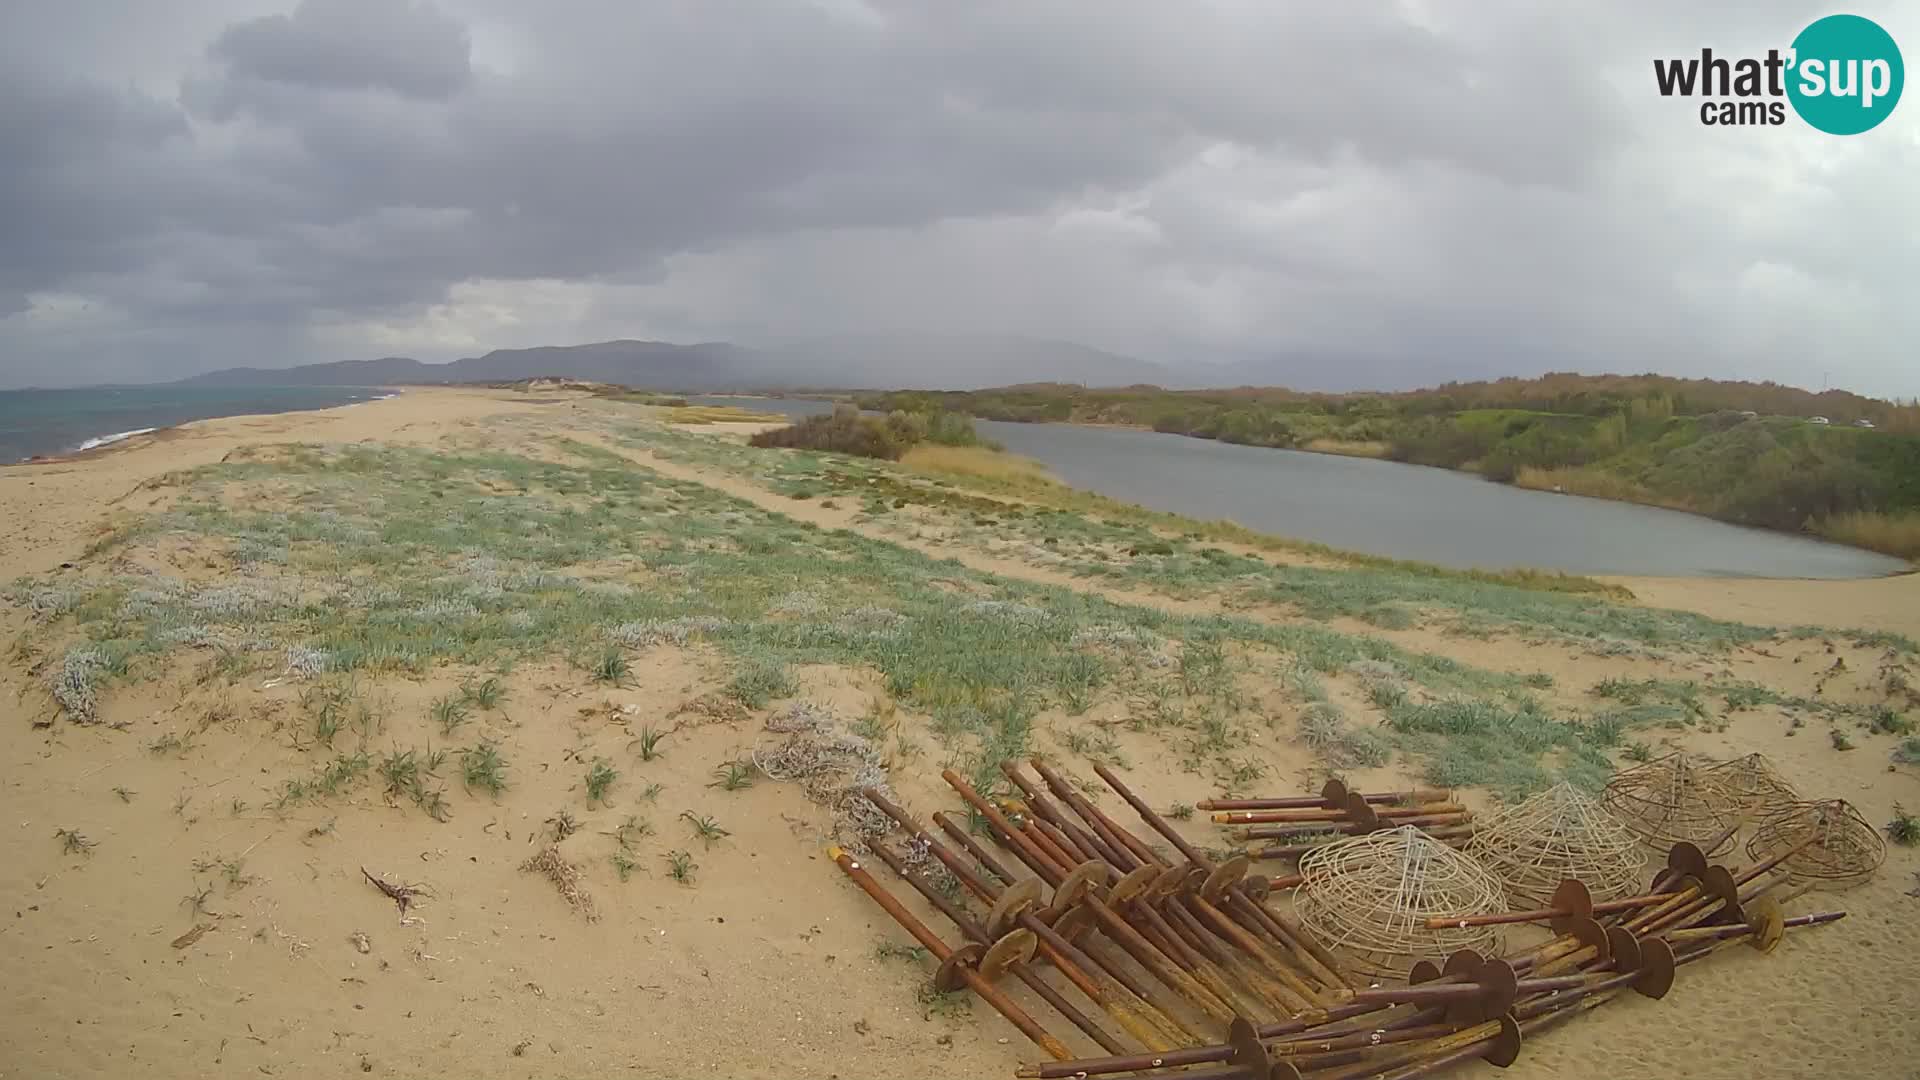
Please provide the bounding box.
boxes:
[1051,860,1112,913]
[1605,927,1643,973]
[1447,959,1517,1025]
[987,878,1043,937]
[1701,865,1745,926]
[1745,897,1786,954]
[1442,950,1486,979]
[1564,916,1611,965]
[1227,1017,1267,1070]
[1343,793,1383,832]
[1053,904,1095,943]
[1633,937,1676,999]
[1320,778,1351,807]
[1242,874,1272,902]
[936,942,985,992]
[1200,853,1251,902]
[1483,1014,1524,1068]
[1409,960,1442,984]
[1107,864,1161,906]
[1147,864,1193,901]
[981,928,1038,981]
[1547,879,1594,933]
[1667,842,1709,882]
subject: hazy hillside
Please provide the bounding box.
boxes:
[178,335,1168,391]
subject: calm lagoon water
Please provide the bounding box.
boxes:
[697,397,1907,579]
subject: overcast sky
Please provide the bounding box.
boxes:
[2,0,1915,394]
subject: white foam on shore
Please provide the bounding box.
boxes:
[73,427,158,453]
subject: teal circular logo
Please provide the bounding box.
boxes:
[1788,14,1904,134]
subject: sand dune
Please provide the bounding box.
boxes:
[2,387,1915,1079]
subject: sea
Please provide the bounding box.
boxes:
[0,385,395,463]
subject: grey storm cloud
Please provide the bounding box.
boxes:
[211,0,473,100]
[0,0,1915,394]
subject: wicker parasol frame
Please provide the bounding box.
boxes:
[1467,783,1648,908]
[1295,826,1509,978]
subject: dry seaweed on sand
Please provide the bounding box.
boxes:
[751,700,896,840]
[520,845,597,921]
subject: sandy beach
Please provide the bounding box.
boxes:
[3,386,1916,1079]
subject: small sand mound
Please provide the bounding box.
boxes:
[1468,782,1646,907]
[1295,826,1508,977]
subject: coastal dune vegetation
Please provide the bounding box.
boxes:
[749,401,996,460]
[6,387,1920,1077]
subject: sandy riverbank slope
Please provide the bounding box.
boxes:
[2,386,1915,1080]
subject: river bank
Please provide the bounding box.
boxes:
[702,397,1908,580]
[851,385,1920,562]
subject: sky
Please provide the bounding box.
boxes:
[1,0,1916,395]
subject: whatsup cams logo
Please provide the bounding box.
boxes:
[1654,13,1904,133]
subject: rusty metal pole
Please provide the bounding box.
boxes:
[1090,762,1352,990]
[1197,786,1452,812]
[1030,759,1161,869]
[1306,1015,1518,1080]
[864,840,1130,1056]
[1001,775,1303,1019]
[1254,829,1476,861]
[1426,885,1687,930]
[1248,819,1475,843]
[1665,908,1843,947]
[944,769,1243,1026]
[1015,993,1458,1080]
[1629,835,1814,935]
[828,846,1073,1061]
[999,761,1133,870]
[1159,893,1316,1016]
[865,791,1196,1050]
[934,810,1018,883]
[1026,758,1336,1003]
[1213,803,1466,825]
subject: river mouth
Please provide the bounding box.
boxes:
[691,397,1909,580]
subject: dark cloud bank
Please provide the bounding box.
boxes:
[1,1,1914,395]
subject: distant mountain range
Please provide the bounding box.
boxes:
[178,335,1192,392]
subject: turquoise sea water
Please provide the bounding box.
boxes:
[0,385,391,462]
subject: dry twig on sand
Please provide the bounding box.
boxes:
[361,866,426,920]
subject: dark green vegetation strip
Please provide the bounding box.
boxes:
[859,379,1920,545]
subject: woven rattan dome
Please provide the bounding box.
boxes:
[1745,799,1885,890]
[1467,783,1647,908]
[1703,753,1800,816]
[1601,753,1741,855]
[1295,826,1508,978]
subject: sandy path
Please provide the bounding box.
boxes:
[1607,573,1920,641]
